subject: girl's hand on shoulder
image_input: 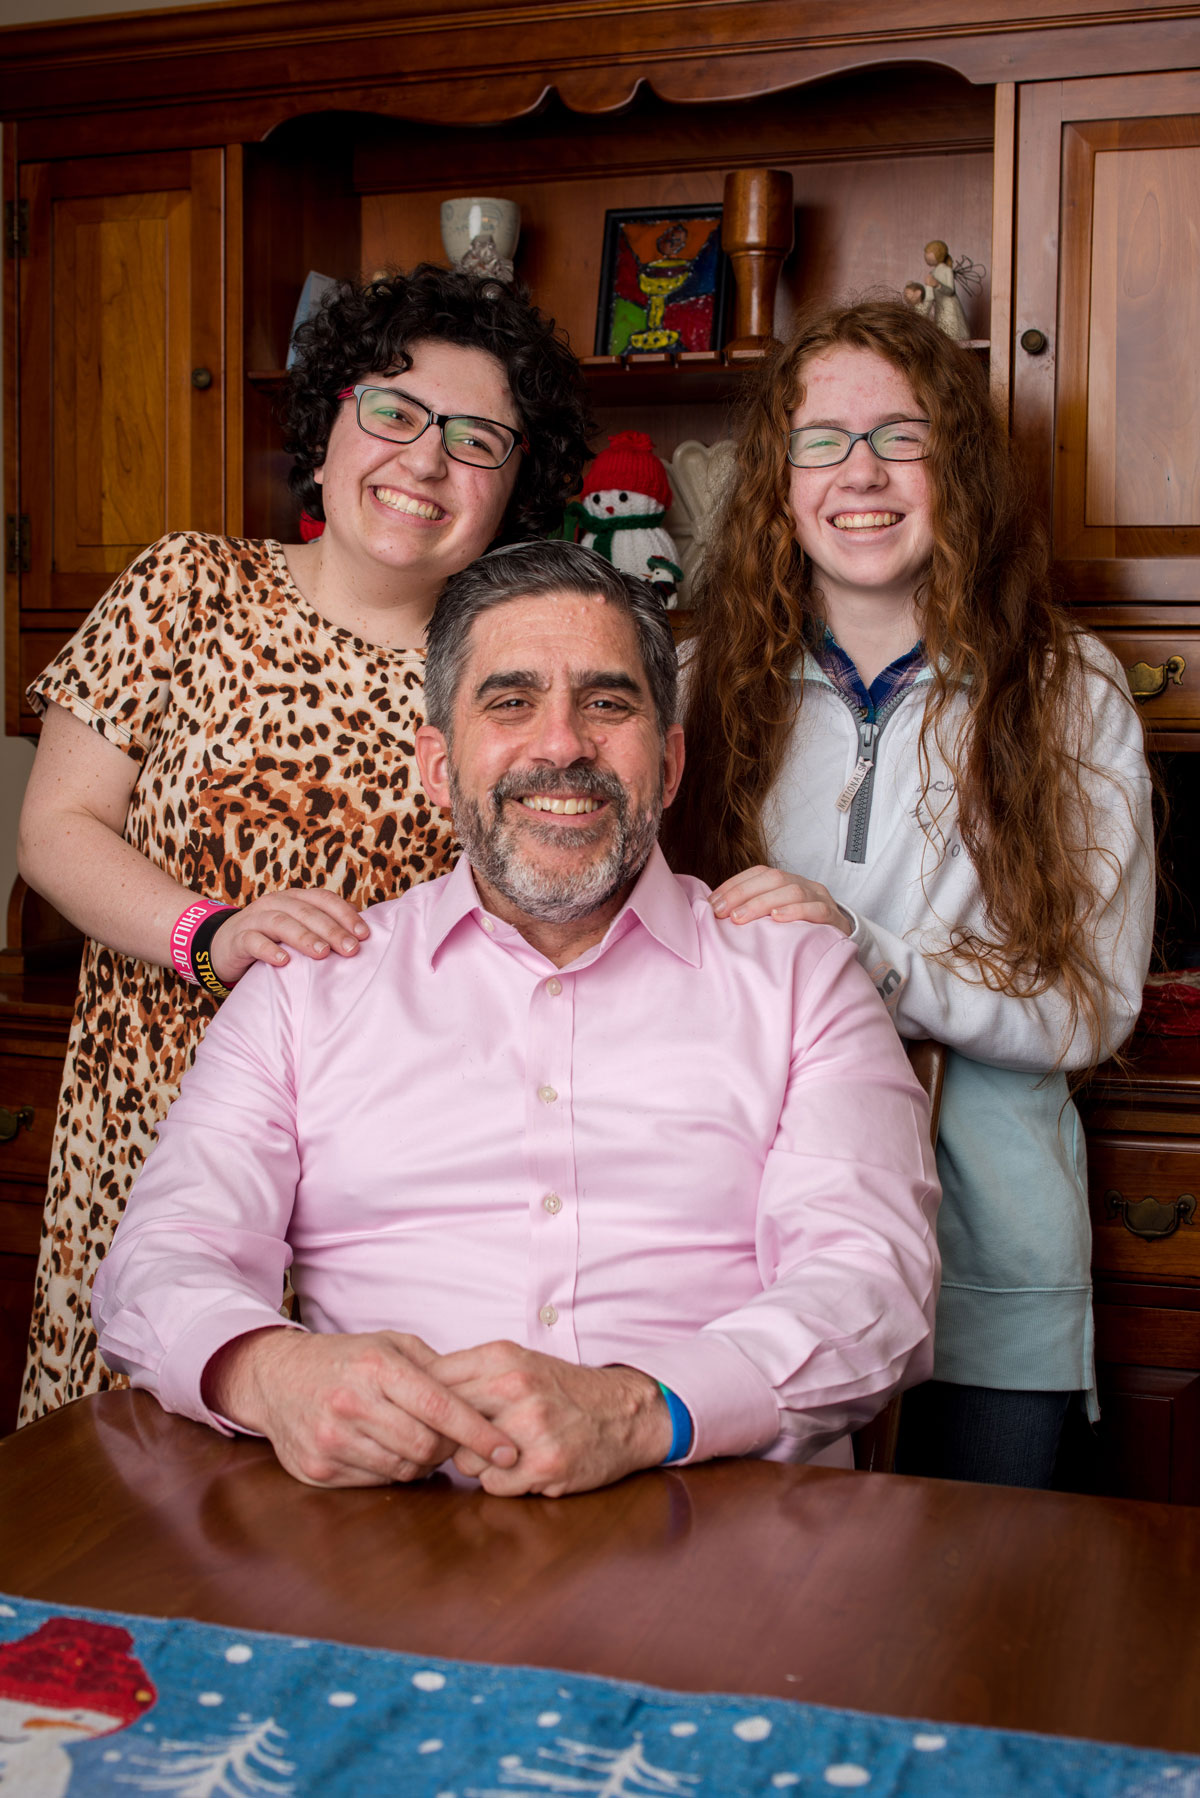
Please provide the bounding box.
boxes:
[709,866,854,935]
[210,889,370,986]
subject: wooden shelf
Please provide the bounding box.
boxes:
[247,357,750,405]
[581,352,753,407]
[250,342,991,410]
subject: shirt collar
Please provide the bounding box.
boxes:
[424,842,701,971]
[817,627,926,720]
[797,643,937,691]
[617,843,702,967]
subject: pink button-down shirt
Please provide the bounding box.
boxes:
[93,847,940,1464]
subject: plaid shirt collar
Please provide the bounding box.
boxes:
[815,627,926,722]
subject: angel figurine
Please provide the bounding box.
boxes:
[920,241,988,342]
[921,241,969,339]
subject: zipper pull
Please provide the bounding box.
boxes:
[835,761,871,813]
[834,715,881,816]
[835,720,880,813]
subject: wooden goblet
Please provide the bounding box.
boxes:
[722,168,795,354]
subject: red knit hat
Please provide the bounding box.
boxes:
[579,432,672,510]
[0,1619,157,1732]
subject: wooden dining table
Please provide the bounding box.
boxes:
[2,1391,1198,1757]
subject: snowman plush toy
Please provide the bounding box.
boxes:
[565,431,684,605]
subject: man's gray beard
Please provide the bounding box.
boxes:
[450,764,662,924]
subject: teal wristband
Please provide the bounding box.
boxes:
[656,1380,693,1463]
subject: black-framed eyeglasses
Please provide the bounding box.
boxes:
[337,384,529,469]
[787,419,931,469]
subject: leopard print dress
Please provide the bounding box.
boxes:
[19,532,456,1424]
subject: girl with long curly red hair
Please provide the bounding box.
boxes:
[665,299,1154,1487]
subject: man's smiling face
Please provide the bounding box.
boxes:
[418,589,683,927]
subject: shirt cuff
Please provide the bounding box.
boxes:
[850,916,909,1014]
[622,1332,781,1464]
[156,1303,305,1433]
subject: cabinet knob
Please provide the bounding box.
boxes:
[1019,328,1048,356]
[190,367,213,390]
[0,1105,34,1144]
[1106,1188,1196,1240]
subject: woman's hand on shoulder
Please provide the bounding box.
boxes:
[709,866,854,935]
[210,890,371,986]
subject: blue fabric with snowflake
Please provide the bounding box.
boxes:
[0,1592,1196,1797]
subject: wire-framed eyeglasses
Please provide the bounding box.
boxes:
[787,419,931,469]
[337,384,529,469]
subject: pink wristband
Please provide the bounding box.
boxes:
[170,899,234,983]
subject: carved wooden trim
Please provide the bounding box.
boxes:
[3,2,1200,157]
[351,68,994,194]
[4,1,1200,68]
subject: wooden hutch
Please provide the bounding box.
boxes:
[2,0,1199,1492]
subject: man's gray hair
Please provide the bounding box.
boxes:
[424,541,679,738]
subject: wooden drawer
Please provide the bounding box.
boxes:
[1095,1298,1200,1369]
[0,1192,45,1258]
[0,1054,63,1186]
[1093,1366,1200,1506]
[0,1254,38,1436]
[1094,629,1200,729]
[1088,1134,1200,1279]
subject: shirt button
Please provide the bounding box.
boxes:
[481,917,495,933]
[538,1084,558,1104]
[539,1304,558,1327]
[546,977,562,996]
[542,1192,562,1215]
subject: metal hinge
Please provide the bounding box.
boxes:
[5,199,29,260]
[5,515,31,575]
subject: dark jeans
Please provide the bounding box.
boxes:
[895,1381,1073,1489]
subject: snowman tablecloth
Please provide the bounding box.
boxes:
[0,1592,1194,1797]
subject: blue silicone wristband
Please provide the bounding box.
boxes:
[656,1380,694,1464]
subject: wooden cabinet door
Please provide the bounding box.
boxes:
[11,148,226,731]
[1012,72,1200,616]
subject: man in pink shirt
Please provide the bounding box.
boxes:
[94,543,939,1496]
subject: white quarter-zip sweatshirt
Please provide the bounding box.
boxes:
[767,636,1154,1398]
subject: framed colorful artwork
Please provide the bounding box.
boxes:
[594,204,728,356]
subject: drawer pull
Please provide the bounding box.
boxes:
[1106,1187,1196,1240]
[1125,655,1186,702]
[0,1105,34,1144]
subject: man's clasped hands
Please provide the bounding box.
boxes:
[203,1327,673,1497]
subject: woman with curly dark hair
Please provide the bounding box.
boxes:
[285,264,589,546]
[665,298,1154,1488]
[16,264,591,1422]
